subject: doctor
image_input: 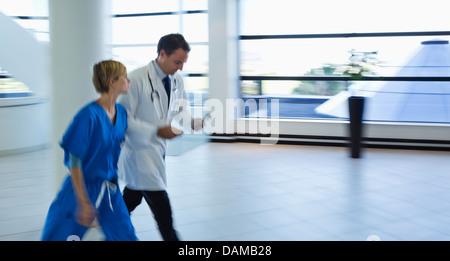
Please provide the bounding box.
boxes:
[118,33,202,241]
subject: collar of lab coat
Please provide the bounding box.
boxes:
[151,60,169,82]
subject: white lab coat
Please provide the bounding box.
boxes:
[118,61,188,191]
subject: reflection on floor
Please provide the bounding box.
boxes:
[1,141,450,241]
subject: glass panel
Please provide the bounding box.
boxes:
[184,76,209,92]
[112,0,179,14]
[240,36,450,77]
[241,96,333,120]
[111,0,210,96]
[325,80,450,123]
[182,0,208,10]
[240,0,450,35]
[181,13,209,43]
[112,16,179,45]
[112,45,209,94]
[0,0,49,41]
[241,80,347,97]
[0,0,48,16]
[242,79,450,123]
[182,44,208,74]
[13,18,49,41]
[113,45,208,74]
[0,0,47,96]
[112,46,157,71]
[184,76,209,106]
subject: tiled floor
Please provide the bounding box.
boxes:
[1,141,450,241]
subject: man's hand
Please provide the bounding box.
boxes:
[191,118,204,131]
[157,125,183,139]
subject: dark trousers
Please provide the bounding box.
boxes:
[122,187,180,241]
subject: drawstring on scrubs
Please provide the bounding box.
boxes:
[89,180,117,228]
[95,180,117,211]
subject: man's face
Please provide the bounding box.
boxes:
[158,48,189,75]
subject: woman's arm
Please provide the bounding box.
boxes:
[69,153,97,227]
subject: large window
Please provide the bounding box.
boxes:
[0,0,209,101]
[0,0,48,42]
[0,0,48,97]
[239,0,450,124]
[111,0,209,102]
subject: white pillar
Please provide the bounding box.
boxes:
[49,0,111,189]
[208,0,239,134]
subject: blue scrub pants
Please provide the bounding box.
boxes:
[41,177,138,241]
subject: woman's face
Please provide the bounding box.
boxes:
[112,73,130,95]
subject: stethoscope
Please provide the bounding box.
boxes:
[147,70,178,119]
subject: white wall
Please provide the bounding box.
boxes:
[0,98,50,155]
[0,10,50,155]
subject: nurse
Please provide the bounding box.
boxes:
[41,60,138,241]
[118,33,203,241]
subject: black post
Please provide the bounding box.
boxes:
[348,96,365,158]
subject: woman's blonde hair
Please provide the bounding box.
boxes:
[92,60,127,94]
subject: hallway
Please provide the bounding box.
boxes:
[1,141,450,241]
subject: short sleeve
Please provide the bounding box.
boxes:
[60,108,92,168]
[68,152,82,169]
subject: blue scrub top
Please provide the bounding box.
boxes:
[41,101,138,241]
[60,101,127,183]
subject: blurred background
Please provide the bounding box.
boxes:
[1,0,450,241]
[1,0,449,157]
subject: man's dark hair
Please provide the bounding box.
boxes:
[157,33,191,56]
